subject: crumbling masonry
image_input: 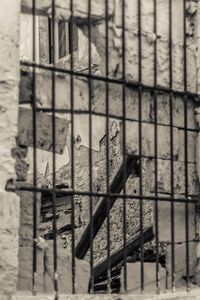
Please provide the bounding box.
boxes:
[1,0,200,298]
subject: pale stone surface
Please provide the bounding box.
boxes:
[10,291,200,300]
[0,192,20,295]
[18,239,90,294]
[0,191,20,230]
[121,262,167,294]
[18,107,70,154]
[123,121,179,159]
[20,69,89,110]
[156,200,196,243]
[149,160,198,195]
[21,0,114,23]
[0,0,21,295]
[178,130,197,163]
[166,243,197,282]
[0,0,20,188]
[21,0,198,92]
[17,186,41,247]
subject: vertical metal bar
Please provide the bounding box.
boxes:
[70,0,76,293]
[122,0,127,293]
[51,1,58,298]
[169,0,175,292]
[138,0,144,292]
[153,0,160,294]
[88,0,94,293]
[48,18,52,64]
[32,0,37,295]
[105,0,111,293]
[183,0,190,291]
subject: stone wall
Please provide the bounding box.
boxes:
[0,0,21,296]
[16,0,200,295]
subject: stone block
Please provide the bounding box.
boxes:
[149,160,198,196]
[21,0,114,23]
[16,187,41,247]
[0,191,20,230]
[123,121,179,159]
[18,106,70,154]
[166,243,197,283]
[92,83,152,121]
[121,262,167,294]
[178,130,197,163]
[155,94,198,130]
[18,239,90,294]
[20,70,89,111]
[155,200,196,243]
[0,229,19,295]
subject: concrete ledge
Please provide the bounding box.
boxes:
[9,290,200,300]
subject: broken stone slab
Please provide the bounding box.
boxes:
[21,0,114,23]
[154,94,198,130]
[17,238,90,293]
[148,159,198,196]
[120,262,167,294]
[18,106,70,154]
[122,121,179,159]
[154,198,196,243]
[20,68,89,111]
[166,242,197,286]
[16,184,41,247]
[92,82,152,122]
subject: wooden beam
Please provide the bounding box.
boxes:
[75,155,139,259]
[93,225,154,280]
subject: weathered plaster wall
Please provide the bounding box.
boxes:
[0,0,20,296]
[17,0,200,295]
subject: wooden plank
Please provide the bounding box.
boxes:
[93,225,154,280]
[75,155,139,259]
[42,195,71,208]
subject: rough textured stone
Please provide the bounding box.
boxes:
[178,130,197,163]
[0,191,20,230]
[123,121,179,159]
[18,106,70,154]
[16,185,41,247]
[149,160,198,196]
[156,200,196,243]
[0,228,19,295]
[21,0,114,23]
[17,239,90,294]
[53,123,152,263]
[0,0,20,189]
[166,243,197,283]
[121,262,167,294]
[20,69,89,111]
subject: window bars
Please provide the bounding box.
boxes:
[18,0,200,297]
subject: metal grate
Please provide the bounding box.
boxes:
[17,0,200,297]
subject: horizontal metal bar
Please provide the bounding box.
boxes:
[27,107,198,132]
[20,60,200,102]
[7,184,199,204]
